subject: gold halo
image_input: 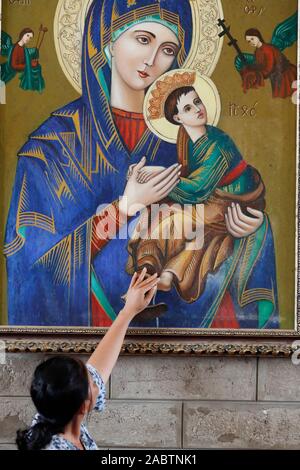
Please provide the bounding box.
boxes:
[144,69,221,144]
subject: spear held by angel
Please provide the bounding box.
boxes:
[218,12,298,98]
[0,25,47,92]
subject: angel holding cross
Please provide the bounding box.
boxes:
[219,12,298,99]
[0,25,47,92]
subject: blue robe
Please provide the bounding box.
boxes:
[4,0,279,329]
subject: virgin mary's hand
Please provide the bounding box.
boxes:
[225,203,264,238]
[136,166,166,184]
[120,157,181,217]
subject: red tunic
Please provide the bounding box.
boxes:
[111,107,148,152]
[11,44,26,71]
[241,43,297,98]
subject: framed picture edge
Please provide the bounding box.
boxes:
[0,1,300,355]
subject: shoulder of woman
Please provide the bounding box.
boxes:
[43,436,75,451]
[80,423,98,450]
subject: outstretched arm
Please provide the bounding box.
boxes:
[87,268,159,384]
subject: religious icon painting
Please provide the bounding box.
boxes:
[0,0,299,348]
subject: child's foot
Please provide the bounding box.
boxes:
[158,271,173,291]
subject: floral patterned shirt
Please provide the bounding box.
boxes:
[31,364,106,450]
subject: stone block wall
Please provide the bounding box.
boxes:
[0,354,300,449]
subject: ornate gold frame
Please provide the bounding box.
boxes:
[3,337,300,357]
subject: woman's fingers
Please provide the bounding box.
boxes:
[235,204,259,228]
[140,173,150,184]
[226,204,264,238]
[159,182,179,199]
[136,267,147,284]
[144,175,152,183]
[129,272,138,288]
[151,164,181,186]
[226,207,248,236]
[246,206,264,221]
[138,273,158,289]
[132,157,146,175]
[144,285,158,304]
[143,278,159,295]
[154,168,181,192]
[231,204,252,230]
[236,204,264,228]
[158,175,180,197]
[225,213,244,238]
[233,203,258,225]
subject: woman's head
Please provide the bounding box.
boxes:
[82,0,193,133]
[110,21,180,91]
[16,356,94,450]
[164,86,207,128]
[245,28,265,47]
[18,28,34,44]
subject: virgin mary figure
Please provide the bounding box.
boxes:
[4,0,278,329]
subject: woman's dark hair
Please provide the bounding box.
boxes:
[164,86,196,125]
[245,28,265,43]
[19,28,34,41]
[16,356,89,451]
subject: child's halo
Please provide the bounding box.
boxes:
[144,69,221,144]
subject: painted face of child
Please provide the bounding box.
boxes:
[174,90,207,128]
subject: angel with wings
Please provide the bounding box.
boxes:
[0,27,46,92]
[234,12,298,98]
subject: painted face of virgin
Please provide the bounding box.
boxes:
[174,91,207,128]
[110,22,180,91]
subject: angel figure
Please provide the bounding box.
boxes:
[0,27,46,92]
[234,12,298,98]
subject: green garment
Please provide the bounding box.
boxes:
[169,126,255,205]
[168,126,275,327]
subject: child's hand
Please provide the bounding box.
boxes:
[126,163,138,180]
[136,166,167,184]
[123,268,159,319]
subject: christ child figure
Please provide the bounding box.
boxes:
[125,72,266,317]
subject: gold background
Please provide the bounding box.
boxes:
[0,0,298,328]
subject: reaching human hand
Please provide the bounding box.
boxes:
[122,268,159,320]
